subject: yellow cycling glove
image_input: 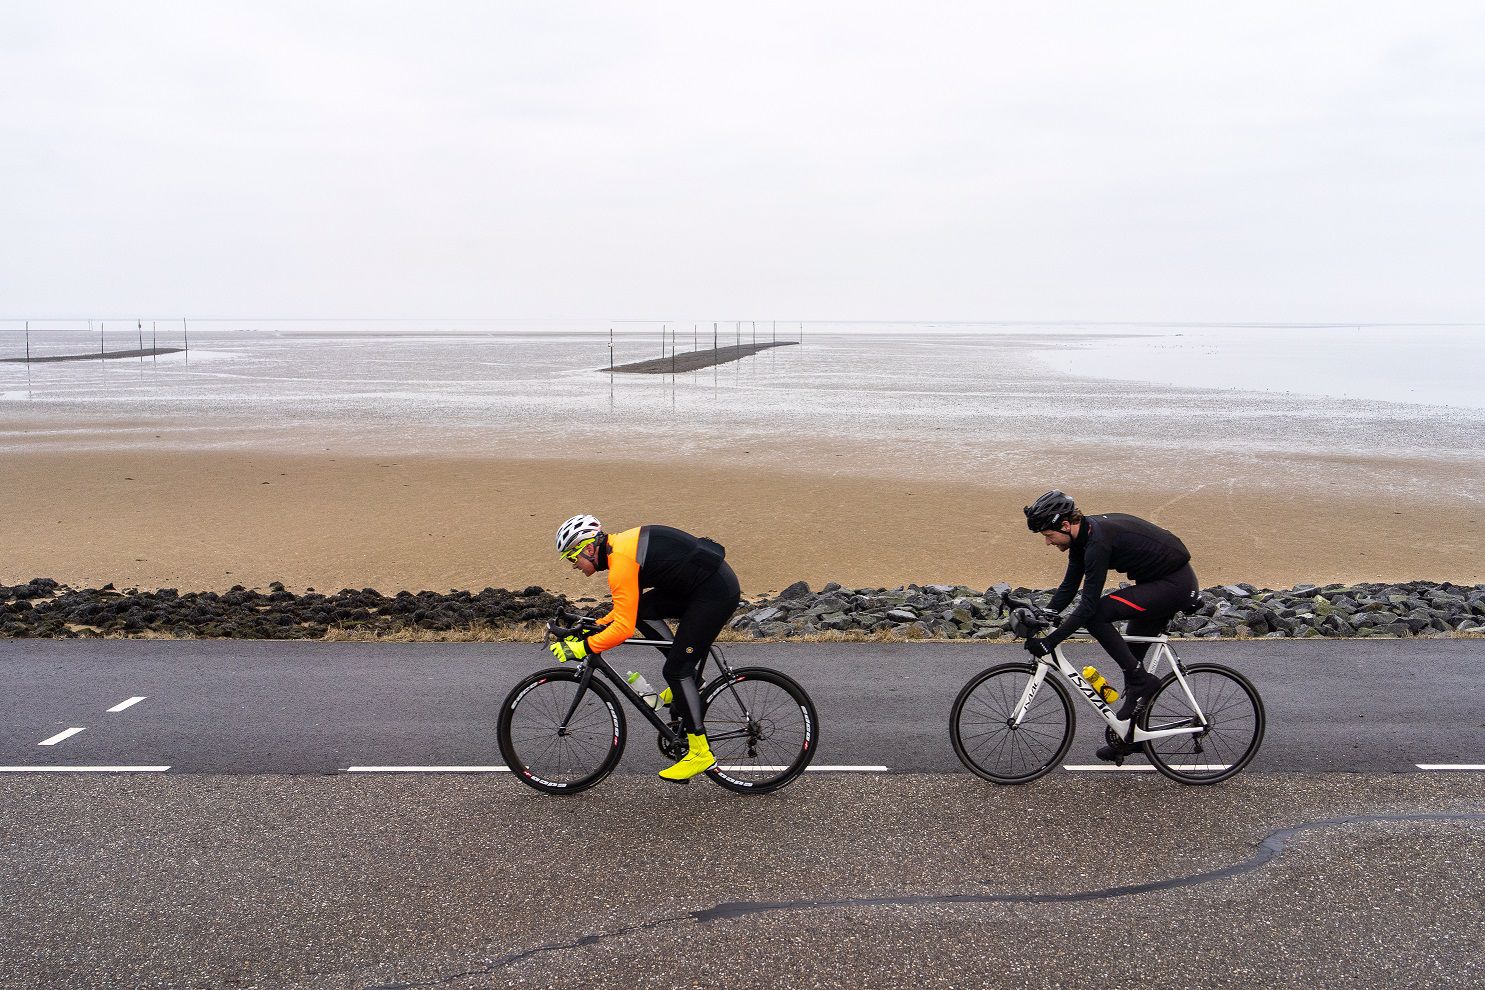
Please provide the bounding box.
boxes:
[549,635,590,663]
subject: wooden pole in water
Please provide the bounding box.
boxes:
[713,322,718,353]
[772,320,776,345]
[183,318,189,354]
[693,323,697,352]
[735,321,740,348]
[752,321,756,347]
[24,321,30,363]
[609,327,614,371]
[100,320,105,356]
[671,324,675,374]
[152,321,157,358]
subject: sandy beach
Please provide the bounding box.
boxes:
[3,326,1482,596]
[3,445,1481,596]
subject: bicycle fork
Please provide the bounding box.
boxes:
[1009,664,1050,726]
[556,661,597,736]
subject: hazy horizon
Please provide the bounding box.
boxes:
[4,2,1484,323]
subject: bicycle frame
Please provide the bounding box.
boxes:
[552,618,748,749]
[1010,634,1210,743]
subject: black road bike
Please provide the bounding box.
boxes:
[498,606,819,795]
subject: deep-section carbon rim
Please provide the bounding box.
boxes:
[701,667,817,794]
[951,662,1075,784]
[498,668,626,794]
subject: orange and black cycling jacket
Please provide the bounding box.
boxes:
[585,525,728,653]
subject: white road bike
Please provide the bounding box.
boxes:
[950,623,1265,785]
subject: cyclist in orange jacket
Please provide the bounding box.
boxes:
[550,514,740,781]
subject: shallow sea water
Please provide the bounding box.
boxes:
[2,323,1482,496]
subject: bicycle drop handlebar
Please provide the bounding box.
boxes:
[546,605,604,642]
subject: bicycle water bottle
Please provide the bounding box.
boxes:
[1082,666,1120,705]
[626,671,662,710]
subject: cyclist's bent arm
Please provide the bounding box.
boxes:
[1046,543,1111,647]
[586,554,640,653]
[1047,547,1085,613]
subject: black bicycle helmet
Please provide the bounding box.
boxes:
[1024,490,1077,532]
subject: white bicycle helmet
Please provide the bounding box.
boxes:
[555,514,603,556]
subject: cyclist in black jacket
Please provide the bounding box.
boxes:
[1022,490,1201,760]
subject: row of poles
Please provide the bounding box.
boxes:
[12,319,190,364]
[607,320,805,372]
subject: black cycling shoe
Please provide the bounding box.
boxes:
[1116,669,1161,722]
[1094,742,1127,766]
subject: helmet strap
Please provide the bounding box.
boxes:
[593,532,610,571]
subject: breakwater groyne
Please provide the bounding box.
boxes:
[1,347,184,364]
[606,340,797,374]
[2,578,1481,641]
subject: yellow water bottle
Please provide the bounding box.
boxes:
[1082,666,1119,704]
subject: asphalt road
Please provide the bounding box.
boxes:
[2,638,1483,773]
[2,639,1483,989]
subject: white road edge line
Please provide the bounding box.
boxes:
[721,765,891,772]
[107,696,148,713]
[1416,764,1485,771]
[345,766,513,773]
[1063,764,1232,772]
[342,765,893,773]
[0,766,170,773]
[38,727,87,746]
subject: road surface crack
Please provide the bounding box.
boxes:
[692,810,1485,923]
[362,811,1484,986]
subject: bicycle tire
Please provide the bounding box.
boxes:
[701,667,818,794]
[951,662,1074,784]
[498,667,626,795]
[1141,663,1265,785]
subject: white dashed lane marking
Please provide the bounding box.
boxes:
[724,765,891,772]
[342,765,893,773]
[106,697,148,713]
[37,728,87,747]
[1063,764,1232,772]
[345,766,513,773]
[0,766,171,773]
[1416,764,1485,771]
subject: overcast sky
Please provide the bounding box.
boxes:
[2,2,1482,323]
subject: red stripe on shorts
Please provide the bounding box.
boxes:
[1109,594,1145,612]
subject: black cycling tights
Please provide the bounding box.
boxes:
[1086,564,1201,675]
[635,562,742,734]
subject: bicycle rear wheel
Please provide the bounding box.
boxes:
[951,662,1074,784]
[498,668,626,794]
[1141,663,1264,785]
[701,667,818,794]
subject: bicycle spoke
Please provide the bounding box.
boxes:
[1143,666,1262,782]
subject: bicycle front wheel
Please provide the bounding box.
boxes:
[498,668,626,794]
[1141,663,1265,785]
[701,667,818,794]
[951,662,1074,784]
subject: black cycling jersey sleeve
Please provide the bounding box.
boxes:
[1046,538,1112,648]
[1048,548,1084,613]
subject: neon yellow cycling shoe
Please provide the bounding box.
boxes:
[659,733,716,781]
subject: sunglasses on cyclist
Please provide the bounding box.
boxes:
[563,539,594,562]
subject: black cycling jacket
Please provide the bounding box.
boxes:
[1045,513,1191,646]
